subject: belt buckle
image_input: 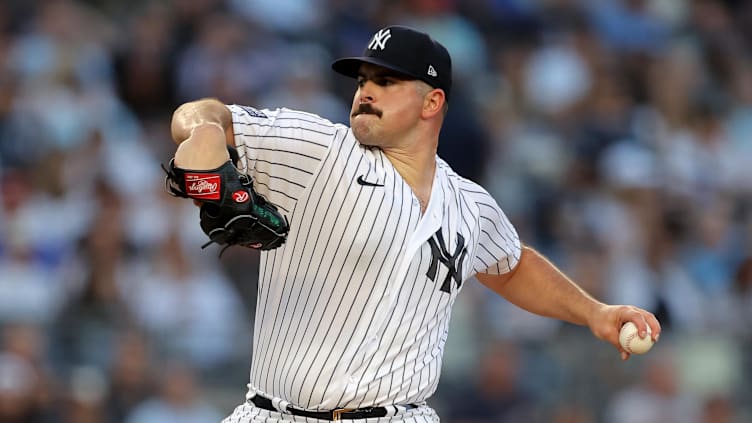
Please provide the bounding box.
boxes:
[331,408,354,421]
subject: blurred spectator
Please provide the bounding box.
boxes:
[481,279,562,341]
[698,394,739,423]
[548,403,596,423]
[60,365,109,423]
[227,0,326,36]
[593,142,706,329]
[437,90,492,182]
[522,37,591,117]
[105,330,156,422]
[2,0,123,167]
[124,362,222,423]
[0,323,58,423]
[7,0,115,88]
[2,323,56,393]
[676,334,743,402]
[258,43,350,124]
[446,341,538,423]
[122,229,247,371]
[175,12,281,103]
[52,190,138,373]
[113,2,179,119]
[585,0,671,55]
[400,0,489,83]
[728,257,752,335]
[0,237,63,324]
[605,346,699,423]
[724,60,752,191]
[0,168,68,324]
[53,256,136,372]
[680,197,740,294]
[0,352,47,423]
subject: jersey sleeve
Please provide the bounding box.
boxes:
[472,193,522,275]
[227,104,338,213]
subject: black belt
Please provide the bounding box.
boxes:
[250,394,417,421]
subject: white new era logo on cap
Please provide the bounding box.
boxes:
[427,65,437,77]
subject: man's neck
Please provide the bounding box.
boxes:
[383,145,437,212]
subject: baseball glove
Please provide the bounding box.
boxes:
[162,146,289,253]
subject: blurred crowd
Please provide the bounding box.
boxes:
[1,0,751,422]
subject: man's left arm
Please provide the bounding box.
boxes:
[476,245,661,360]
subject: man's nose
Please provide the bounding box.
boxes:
[358,82,376,103]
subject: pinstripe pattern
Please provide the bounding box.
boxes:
[221,401,440,423]
[225,105,521,421]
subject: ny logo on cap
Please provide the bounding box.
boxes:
[427,65,437,77]
[368,29,392,50]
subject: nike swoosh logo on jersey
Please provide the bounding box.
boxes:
[357,175,384,187]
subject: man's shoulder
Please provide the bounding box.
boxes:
[437,158,491,197]
[437,158,501,218]
[228,105,354,151]
[228,104,348,130]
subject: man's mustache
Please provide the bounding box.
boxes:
[352,103,382,118]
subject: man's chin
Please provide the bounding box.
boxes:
[351,125,378,146]
[350,117,368,132]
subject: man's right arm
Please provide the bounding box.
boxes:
[170,98,234,170]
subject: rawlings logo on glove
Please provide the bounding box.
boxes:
[162,147,289,253]
[185,175,221,199]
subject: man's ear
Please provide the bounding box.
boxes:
[422,88,446,118]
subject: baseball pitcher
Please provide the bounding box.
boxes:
[164,26,661,423]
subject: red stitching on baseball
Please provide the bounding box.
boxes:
[625,332,636,352]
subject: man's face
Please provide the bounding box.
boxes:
[350,63,425,147]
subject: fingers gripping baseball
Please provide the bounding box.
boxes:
[590,305,661,360]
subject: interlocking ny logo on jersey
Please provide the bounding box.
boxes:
[368,29,392,50]
[426,230,467,294]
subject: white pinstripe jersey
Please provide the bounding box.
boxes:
[227,104,521,411]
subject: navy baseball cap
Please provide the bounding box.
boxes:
[332,26,452,101]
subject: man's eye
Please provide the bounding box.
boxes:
[356,77,395,87]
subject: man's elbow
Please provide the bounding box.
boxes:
[170,98,231,144]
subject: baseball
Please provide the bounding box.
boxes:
[619,322,654,354]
